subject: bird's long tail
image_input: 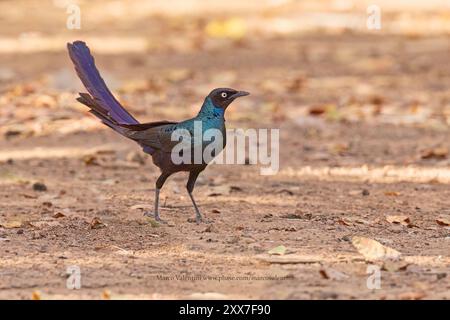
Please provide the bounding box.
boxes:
[67,41,139,130]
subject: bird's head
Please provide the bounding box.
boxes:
[208,88,250,110]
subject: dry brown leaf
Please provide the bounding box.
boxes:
[337,218,352,226]
[31,291,41,300]
[28,220,60,228]
[319,268,349,281]
[53,212,65,218]
[82,155,100,166]
[436,216,450,226]
[0,220,22,229]
[384,191,400,196]
[90,217,106,229]
[352,236,401,261]
[420,147,448,159]
[205,18,246,40]
[101,290,111,300]
[382,260,410,272]
[386,215,411,226]
[338,217,370,226]
[398,291,425,300]
[329,143,349,155]
[308,105,327,116]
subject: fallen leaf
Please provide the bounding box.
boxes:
[337,218,352,226]
[90,217,106,229]
[31,291,41,300]
[230,185,243,192]
[382,260,410,272]
[319,268,349,281]
[82,155,100,166]
[384,191,400,196]
[53,212,65,218]
[351,236,401,261]
[28,220,60,228]
[277,189,295,195]
[205,18,246,40]
[0,220,22,229]
[398,291,426,300]
[436,216,450,226]
[386,215,411,227]
[101,290,111,300]
[309,105,326,115]
[420,147,448,159]
[329,143,349,155]
[22,193,38,199]
[338,217,370,226]
[268,245,287,256]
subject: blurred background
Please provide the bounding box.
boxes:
[0,0,449,300]
[1,0,449,146]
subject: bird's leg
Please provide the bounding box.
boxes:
[186,170,204,223]
[188,192,202,222]
[144,172,170,223]
[153,187,161,221]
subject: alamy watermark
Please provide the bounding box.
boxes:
[170,121,279,175]
[366,265,381,290]
[66,265,81,289]
[367,4,381,30]
[53,0,81,30]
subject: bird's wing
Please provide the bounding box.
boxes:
[118,121,178,131]
[127,119,200,152]
[125,123,192,153]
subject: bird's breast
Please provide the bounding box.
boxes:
[200,117,226,151]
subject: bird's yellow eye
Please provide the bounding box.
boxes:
[221,92,227,98]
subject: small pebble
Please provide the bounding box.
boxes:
[33,182,47,192]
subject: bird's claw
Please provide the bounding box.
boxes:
[143,211,167,224]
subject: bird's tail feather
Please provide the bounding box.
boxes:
[67,41,139,125]
[76,93,118,130]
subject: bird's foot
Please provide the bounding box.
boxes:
[143,211,167,224]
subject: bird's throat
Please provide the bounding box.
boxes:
[198,97,225,118]
[213,106,225,117]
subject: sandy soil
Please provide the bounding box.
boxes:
[0,0,449,299]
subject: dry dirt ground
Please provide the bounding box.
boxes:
[0,0,449,299]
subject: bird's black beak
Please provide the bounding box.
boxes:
[230,91,250,99]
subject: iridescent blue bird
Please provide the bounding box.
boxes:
[67,41,249,223]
